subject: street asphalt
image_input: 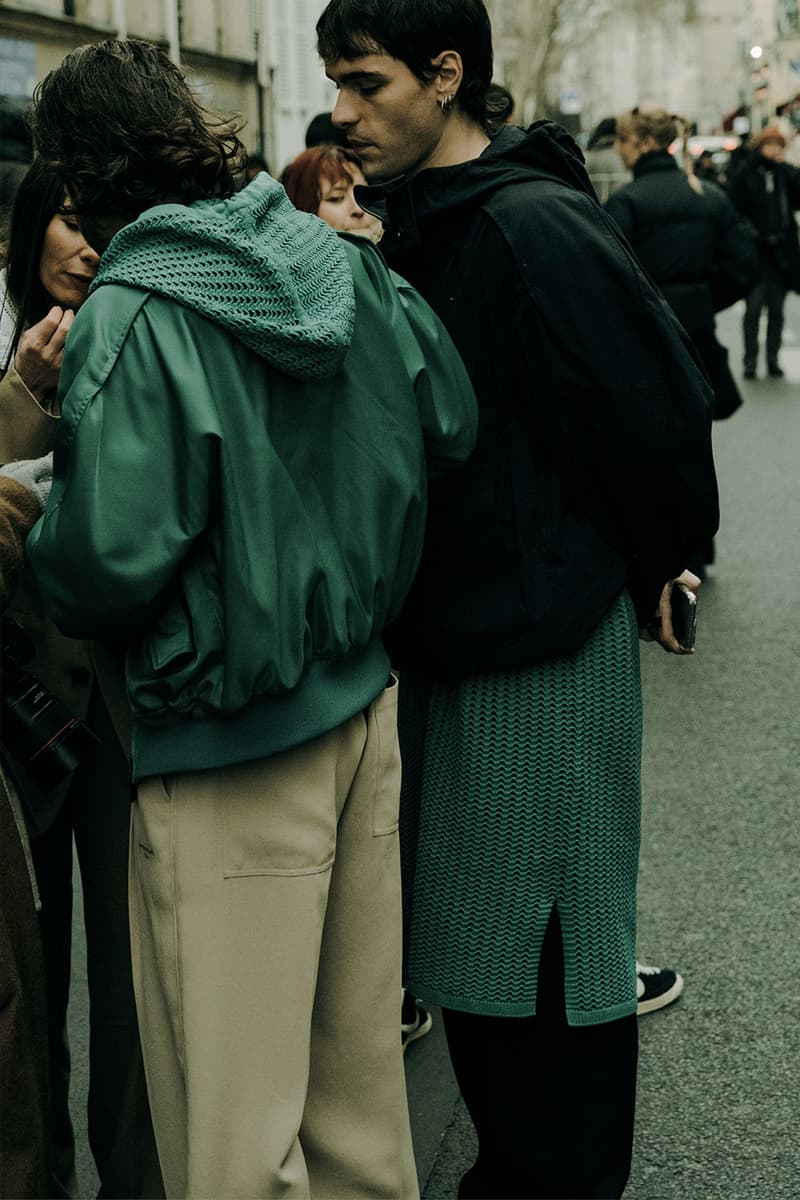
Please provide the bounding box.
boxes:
[67,296,799,1198]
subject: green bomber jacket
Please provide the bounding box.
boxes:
[28,176,477,780]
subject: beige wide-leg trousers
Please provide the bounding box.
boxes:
[129,678,418,1199]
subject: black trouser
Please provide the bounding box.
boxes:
[743,259,788,369]
[31,689,162,1199]
[443,914,638,1200]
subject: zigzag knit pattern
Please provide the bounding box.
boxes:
[92,173,355,382]
[399,592,642,1026]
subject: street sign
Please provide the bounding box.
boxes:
[559,88,582,115]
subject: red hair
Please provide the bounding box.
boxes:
[281,145,364,214]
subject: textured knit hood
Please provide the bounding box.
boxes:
[91,173,355,381]
[359,121,595,251]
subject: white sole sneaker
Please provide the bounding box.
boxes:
[636,963,685,1016]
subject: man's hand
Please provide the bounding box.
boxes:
[648,569,702,655]
[14,307,75,403]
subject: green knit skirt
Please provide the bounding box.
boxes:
[399,591,641,1027]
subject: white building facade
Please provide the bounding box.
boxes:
[0,0,335,171]
[485,0,791,140]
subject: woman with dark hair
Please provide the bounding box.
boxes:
[0,160,159,1199]
[0,158,97,412]
[282,144,383,242]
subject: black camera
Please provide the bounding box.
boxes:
[1,619,100,790]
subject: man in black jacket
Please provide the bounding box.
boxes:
[319,3,718,1198]
[729,125,800,378]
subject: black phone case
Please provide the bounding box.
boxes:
[671,584,697,650]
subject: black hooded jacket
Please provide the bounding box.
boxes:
[363,123,719,678]
[728,153,800,290]
[605,150,760,332]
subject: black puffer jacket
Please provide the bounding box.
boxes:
[728,154,800,290]
[361,123,719,679]
[605,151,759,333]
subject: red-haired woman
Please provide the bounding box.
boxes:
[281,145,383,242]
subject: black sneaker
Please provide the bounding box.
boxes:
[401,989,433,1052]
[767,362,784,378]
[636,961,684,1015]
[743,363,756,380]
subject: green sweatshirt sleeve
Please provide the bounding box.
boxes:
[28,288,213,639]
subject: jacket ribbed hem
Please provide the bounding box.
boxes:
[406,980,638,1028]
[131,638,390,781]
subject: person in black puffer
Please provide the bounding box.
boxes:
[607,106,759,415]
[727,125,800,378]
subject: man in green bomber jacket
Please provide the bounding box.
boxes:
[27,38,477,1200]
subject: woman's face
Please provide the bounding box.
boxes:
[39,199,101,310]
[317,167,382,240]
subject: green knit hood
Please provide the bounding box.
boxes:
[91,173,355,381]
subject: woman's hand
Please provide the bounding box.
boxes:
[647,569,702,655]
[14,306,75,404]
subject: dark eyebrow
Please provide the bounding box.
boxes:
[327,69,386,84]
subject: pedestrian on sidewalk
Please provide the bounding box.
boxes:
[606,105,759,577]
[583,116,631,203]
[608,105,758,420]
[319,3,719,1197]
[728,125,800,379]
[27,36,476,1200]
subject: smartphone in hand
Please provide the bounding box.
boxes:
[670,582,697,651]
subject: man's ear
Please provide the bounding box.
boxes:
[430,50,464,103]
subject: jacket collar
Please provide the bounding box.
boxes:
[632,150,679,179]
[357,122,594,254]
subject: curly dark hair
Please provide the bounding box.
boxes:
[30,39,246,230]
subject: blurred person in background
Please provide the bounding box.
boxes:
[282,144,383,241]
[728,125,800,379]
[1,159,160,1200]
[484,82,515,134]
[608,107,758,577]
[693,148,719,183]
[305,110,351,149]
[609,107,759,414]
[243,150,271,182]
[583,116,631,203]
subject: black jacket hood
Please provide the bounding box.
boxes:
[359,121,595,249]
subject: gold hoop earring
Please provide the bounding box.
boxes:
[439,93,454,113]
